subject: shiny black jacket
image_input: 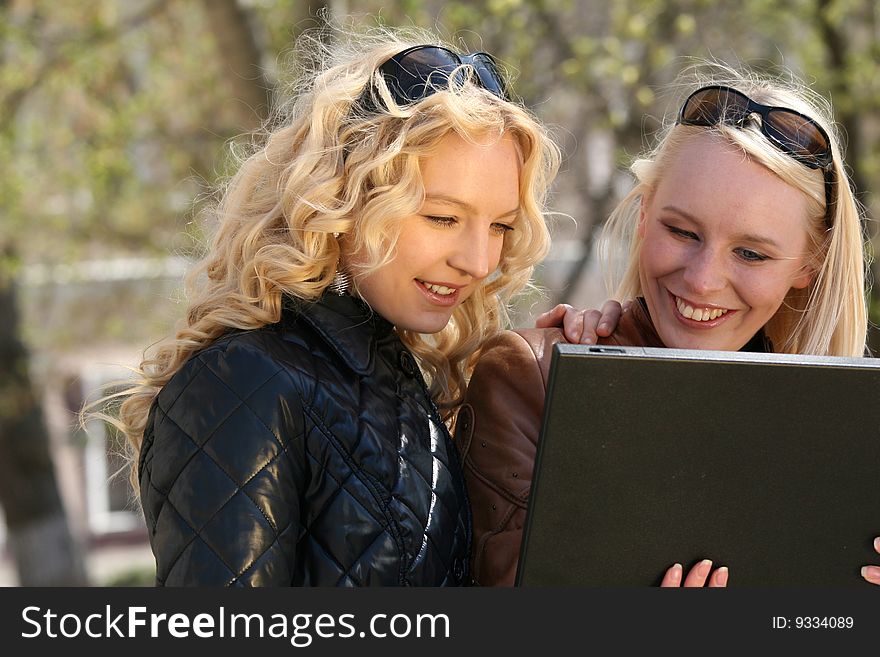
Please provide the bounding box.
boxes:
[138,293,471,586]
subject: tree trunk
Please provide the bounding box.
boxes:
[199,0,332,130]
[200,0,273,129]
[0,265,88,586]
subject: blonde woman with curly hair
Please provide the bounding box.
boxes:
[112,28,561,586]
[458,67,875,587]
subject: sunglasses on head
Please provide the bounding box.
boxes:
[358,45,509,113]
[677,85,834,171]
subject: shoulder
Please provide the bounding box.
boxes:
[148,330,309,465]
[599,298,664,347]
[141,331,308,536]
[156,330,298,412]
[512,328,567,381]
[479,327,567,361]
[470,327,566,391]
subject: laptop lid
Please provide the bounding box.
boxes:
[515,345,880,586]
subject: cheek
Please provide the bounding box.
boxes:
[733,268,795,309]
[638,234,672,275]
[489,237,505,272]
[639,241,656,270]
[393,231,432,269]
[639,220,666,262]
[355,267,387,304]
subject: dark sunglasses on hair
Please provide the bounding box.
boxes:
[678,85,834,171]
[359,45,509,112]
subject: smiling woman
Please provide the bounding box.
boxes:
[598,81,867,358]
[456,65,872,588]
[99,26,560,587]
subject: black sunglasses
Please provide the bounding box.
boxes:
[678,85,834,171]
[359,45,509,113]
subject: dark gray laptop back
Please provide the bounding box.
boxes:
[516,345,880,586]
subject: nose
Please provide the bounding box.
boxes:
[681,247,727,296]
[447,225,495,281]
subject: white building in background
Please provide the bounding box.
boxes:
[0,257,190,585]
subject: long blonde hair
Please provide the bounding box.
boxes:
[600,67,868,357]
[109,27,560,489]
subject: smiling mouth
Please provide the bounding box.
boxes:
[418,280,457,296]
[675,296,730,322]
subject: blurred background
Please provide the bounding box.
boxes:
[1,0,878,586]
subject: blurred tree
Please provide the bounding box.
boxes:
[0,254,88,585]
[200,0,272,126]
[0,0,91,586]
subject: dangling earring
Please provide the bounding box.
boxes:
[329,232,351,295]
[328,268,351,295]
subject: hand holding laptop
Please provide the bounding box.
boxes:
[661,534,880,586]
[660,561,729,587]
[861,537,880,584]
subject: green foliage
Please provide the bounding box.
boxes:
[2,0,879,336]
[102,565,155,587]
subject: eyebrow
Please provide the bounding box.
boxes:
[661,205,783,250]
[424,193,519,219]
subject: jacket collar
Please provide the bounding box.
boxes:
[281,293,394,375]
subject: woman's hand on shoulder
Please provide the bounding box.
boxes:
[534,299,628,344]
[862,537,880,585]
[660,560,729,587]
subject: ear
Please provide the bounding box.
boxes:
[790,265,815,290]
[637,192,651,239]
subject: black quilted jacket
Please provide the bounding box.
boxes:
[138,293,471,586]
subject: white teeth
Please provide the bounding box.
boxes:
[424,282,454,296]
[675,296,728,322]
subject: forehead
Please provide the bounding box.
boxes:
[421,130,519,167]
[418,131,521,196]
[652,133,811,242]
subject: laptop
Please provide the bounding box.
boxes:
[515,344,880,587]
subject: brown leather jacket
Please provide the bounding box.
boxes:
[455,299,664,586]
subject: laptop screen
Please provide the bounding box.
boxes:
[516,345,880,586]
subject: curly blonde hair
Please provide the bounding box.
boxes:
[108,26,560,490]
[600,65,868,357]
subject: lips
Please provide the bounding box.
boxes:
[415,279,462,306]
[674,295,730,322]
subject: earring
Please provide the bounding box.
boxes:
[328,268,351,295]
[329,231,350,295]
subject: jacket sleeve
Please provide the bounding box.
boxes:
[455,328,562,586]
[138,339,306,586]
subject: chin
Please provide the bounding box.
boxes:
[398,316,453,335]
[659,329,720,352]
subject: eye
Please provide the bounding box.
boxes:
[665,224,699,240]
[424,215,457,227]
[734,247,770,262]
[491,222,514,235]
